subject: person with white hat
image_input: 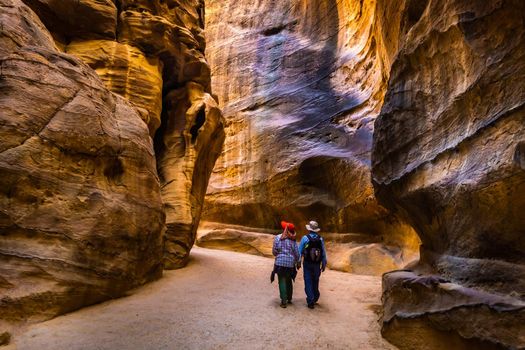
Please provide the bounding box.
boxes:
[298,220,327,309]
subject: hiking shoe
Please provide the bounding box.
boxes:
[307,303,315,309]
[280,301,287,308]
[287,300,293,304]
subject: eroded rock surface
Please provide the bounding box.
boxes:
[381,271,525,350]
[1,0,222,328]
[197,223,419,275]
[21,0,225,269]
[0,0,164,323]
[67,40,164,134]
[201,0,419,274]
[157,83,224,269]
[21,0,117,41]
[196,223,275,257]
[372,0,525,348]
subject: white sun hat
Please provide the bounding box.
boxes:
[305,220,320,232]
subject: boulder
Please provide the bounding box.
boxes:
[0,0,164,322]
[196,223,275,257]
[381,271,525,350]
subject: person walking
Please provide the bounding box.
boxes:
[298,220,327,309]
[272,221,300,308]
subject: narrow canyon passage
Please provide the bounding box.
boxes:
[2,1,524,348]
[11,247,394,350]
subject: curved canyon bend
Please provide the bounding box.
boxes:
[0,0,524,349]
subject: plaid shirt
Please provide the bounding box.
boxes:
[272,234,300,268]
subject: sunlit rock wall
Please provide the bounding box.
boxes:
[0,0,223,327]
[372,0,525,348]
[0,0,164,324]
[200,0,419,273]
[21,0,225,269]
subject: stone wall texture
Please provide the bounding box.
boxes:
[372,0,525,348]
[201,0,525,347]
[200,0,420,274]
[0,0,164,323]
[0,0,223,328]
[1,0,524,347]
[22,0,224,269]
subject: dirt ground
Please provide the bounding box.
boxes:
[11,247,397,350]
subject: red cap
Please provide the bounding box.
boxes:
[281,221,295,231]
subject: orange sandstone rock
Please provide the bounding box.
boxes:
[201,0,419,274]
[0,0,164,323]
[21,0,225,270]
[372,0,525,348]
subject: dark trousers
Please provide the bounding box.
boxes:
[303,261,321,305]
[276,266,294,302]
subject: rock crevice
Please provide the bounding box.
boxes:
[372,0,525,348]
[0,0,223,329]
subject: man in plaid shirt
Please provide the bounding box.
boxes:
[272,221,300,308]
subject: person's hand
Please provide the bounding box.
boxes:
[281,227,289,240]
[321,264,326,273]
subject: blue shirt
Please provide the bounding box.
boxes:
[272,234,300,267]
[298,232,328,266]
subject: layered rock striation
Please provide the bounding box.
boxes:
[0,0,223,328]
[200,0,419,274]
[372,0,525,348]
[0,0,164,323]
[21,0,225,269]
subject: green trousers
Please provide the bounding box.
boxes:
[277,268,293,302]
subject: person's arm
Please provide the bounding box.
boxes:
[298,235,307,258]
[280,227,288,240]
[297,237,306,269]
[272,235,280,257]
[321,237,328,272]
[293,241,301,267]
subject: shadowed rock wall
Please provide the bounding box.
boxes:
[0,0,223,332]
[372,0,525,348]
[20,0,225,269]
[0,0,164,324]
[199,0,420,274]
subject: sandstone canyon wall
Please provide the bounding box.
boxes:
[21,0,225,268]
[201,0,524,347]
[0,0,164,324]
[0,0,223,329]
[372,0,525,348]
[199,0,420,274]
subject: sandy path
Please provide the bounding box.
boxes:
[13,247,396,350]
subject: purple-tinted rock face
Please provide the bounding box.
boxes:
[199,0,420,275]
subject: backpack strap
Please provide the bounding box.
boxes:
[307,233,320,242]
